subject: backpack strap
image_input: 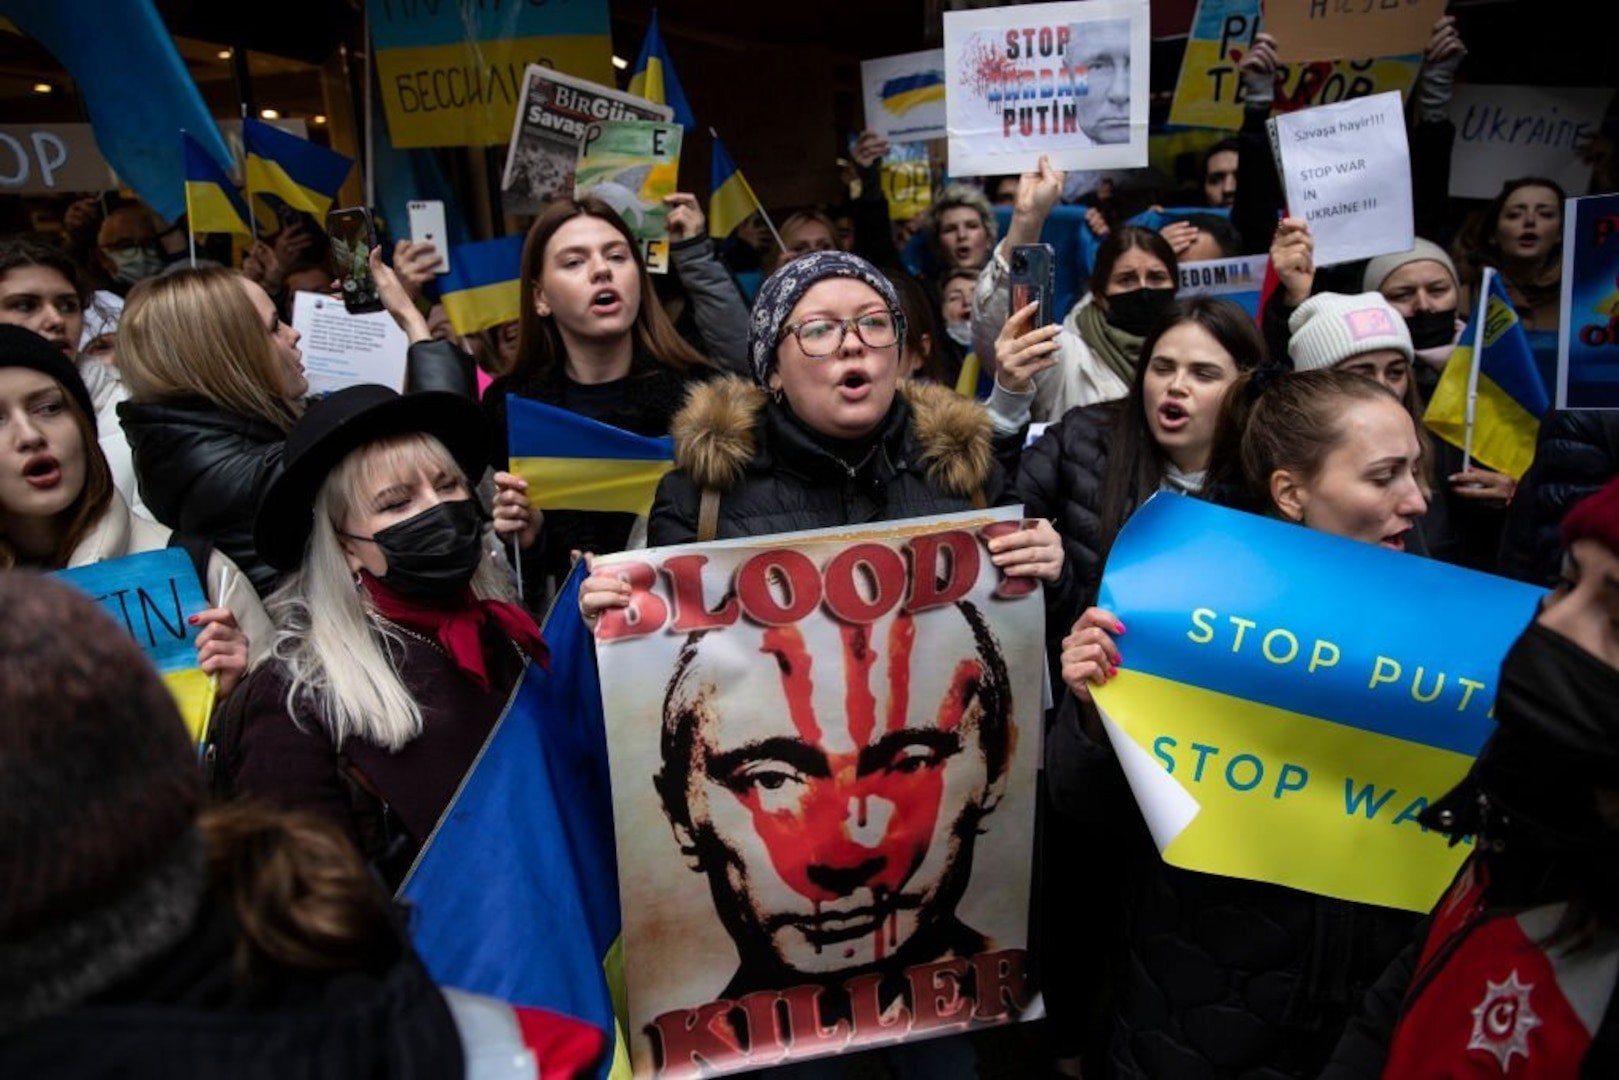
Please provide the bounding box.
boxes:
[697,487,722,543]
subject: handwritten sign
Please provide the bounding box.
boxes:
[862,49,949,143]
[367,0,612,149]
[1271,91,1412,266]
[1168,0,1420,132]
[1262,0,1448,64]
[1449,85,1614,201]
[54,549,216,741]
[1557,193,1619,410]
[290,291,409,397]
[944,0,1150,176]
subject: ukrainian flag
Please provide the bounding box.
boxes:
[439,235,524,338]
[242,118,354,222]
[626,10,696,130]
[708,133,762,240]
[880,70,946,116]
[182,132,251,237]
[506,396,674,516]
[1424,269,1550,479]
[402,566,629,1080]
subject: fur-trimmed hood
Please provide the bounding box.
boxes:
[668,376,995,497]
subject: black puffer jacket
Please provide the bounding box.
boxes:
[484,353,717,604]
[1499,408,1619,586]
[118,340,473,597]
[647,377,1010,544]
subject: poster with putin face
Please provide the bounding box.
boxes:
[591,509,1045,1078]
[943,0,1150,176]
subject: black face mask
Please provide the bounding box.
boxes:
[1103,287,1176,338]
[1495,619,1619,766]
[349,499,486,600]
[1404,309,1457,350]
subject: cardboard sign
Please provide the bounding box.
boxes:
[593,509,1045,1077]
[944,0,1150,175]
[862,49,949,143]
[1261,0,1448,64]
[573,120,683,274]
[1271,91,1413,266]
[290,291,409,396]
[1558,193,1619,410]
[1448,85,1614,201]
[367,0,613,149]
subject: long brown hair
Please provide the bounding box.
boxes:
[1088,225,1180,302]
[0,389,114,570]
[1096,297,1265,550]
[119,267,302,432]
[513,196,709,384]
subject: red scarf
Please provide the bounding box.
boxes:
[362,572,548,691]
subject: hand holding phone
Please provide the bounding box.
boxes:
[326,207,383,315]
[1008,243,1055,330]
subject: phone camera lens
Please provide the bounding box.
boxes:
[1011,253,1026,272]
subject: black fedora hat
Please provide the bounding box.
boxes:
[254,385,491,571]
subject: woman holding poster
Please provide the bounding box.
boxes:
[1056,368,1430,1078]
[0,325,265,699]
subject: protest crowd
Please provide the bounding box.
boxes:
[3,1,1619,1077]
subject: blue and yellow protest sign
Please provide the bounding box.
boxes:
[1557,192,1619,410]
[53,549,215,742]
[368,0,612,149]
[1168,0,1420,133]
[1093,495,1543,913]
[507,395,675,517]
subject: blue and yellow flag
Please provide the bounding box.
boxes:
[242,118,354,222]
[6,0,233,223]
[401,566,628,1079]
[1093,495,1543,913]
[708,133,762,240]
[439,235,525,337]
[880,70,946,116]
[506,396,675,516]
[53,549,217,743]
[1425,269,1550,480]
[626,9,696,130]
[182,132,251,237]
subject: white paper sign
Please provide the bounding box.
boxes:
[944,0,1150,176]
[862,49,949,143]
[290,291,408,397]
[1272,91,1412,267]
[1449,85,1613,200]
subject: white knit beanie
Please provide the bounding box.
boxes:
[1287,292,1414,372]
[1362,238,1459,293]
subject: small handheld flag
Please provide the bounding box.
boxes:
[506,396,675,516]
[709,128,784,252]
[439,235,525,338]
[182,133,251,238]
[627,9,696,130]
[242,118,354,223]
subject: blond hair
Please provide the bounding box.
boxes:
[266,433,512,751]
[119,267,301,432]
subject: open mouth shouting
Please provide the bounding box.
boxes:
[837,370,873,401]
[1380,527,1411,553]
[589,288,623,317]
[22,454,61,490]
[1156,399,1190,433]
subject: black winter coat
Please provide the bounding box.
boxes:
[647,377,1011,545]
[484,353,717,604]
[118,340,474,597]
[1499,409,1619,586]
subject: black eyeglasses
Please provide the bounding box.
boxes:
[779,311,899,357]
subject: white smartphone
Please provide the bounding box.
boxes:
[407,199,449,275]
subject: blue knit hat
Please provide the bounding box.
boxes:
[748,251,907,386]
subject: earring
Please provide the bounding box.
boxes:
[352,569,363,588]
[770,387,784,405]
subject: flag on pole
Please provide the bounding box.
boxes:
[708,133,763,240]
[506,396,675,516]
[242,118,354,222]
[438,235,525,337]
[182,133,252,237]
[401,566,628,1080]
[1424,268,1550,479]
[626,9,696,130]
[5,0,233,223]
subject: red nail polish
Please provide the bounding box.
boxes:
[1116,620,1128,633]
[187,615,199,625]
[1109,665,1118,677]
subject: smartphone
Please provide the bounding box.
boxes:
[407,199,449,275]
[326,206,383,315]
[1008,243,1056,330]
